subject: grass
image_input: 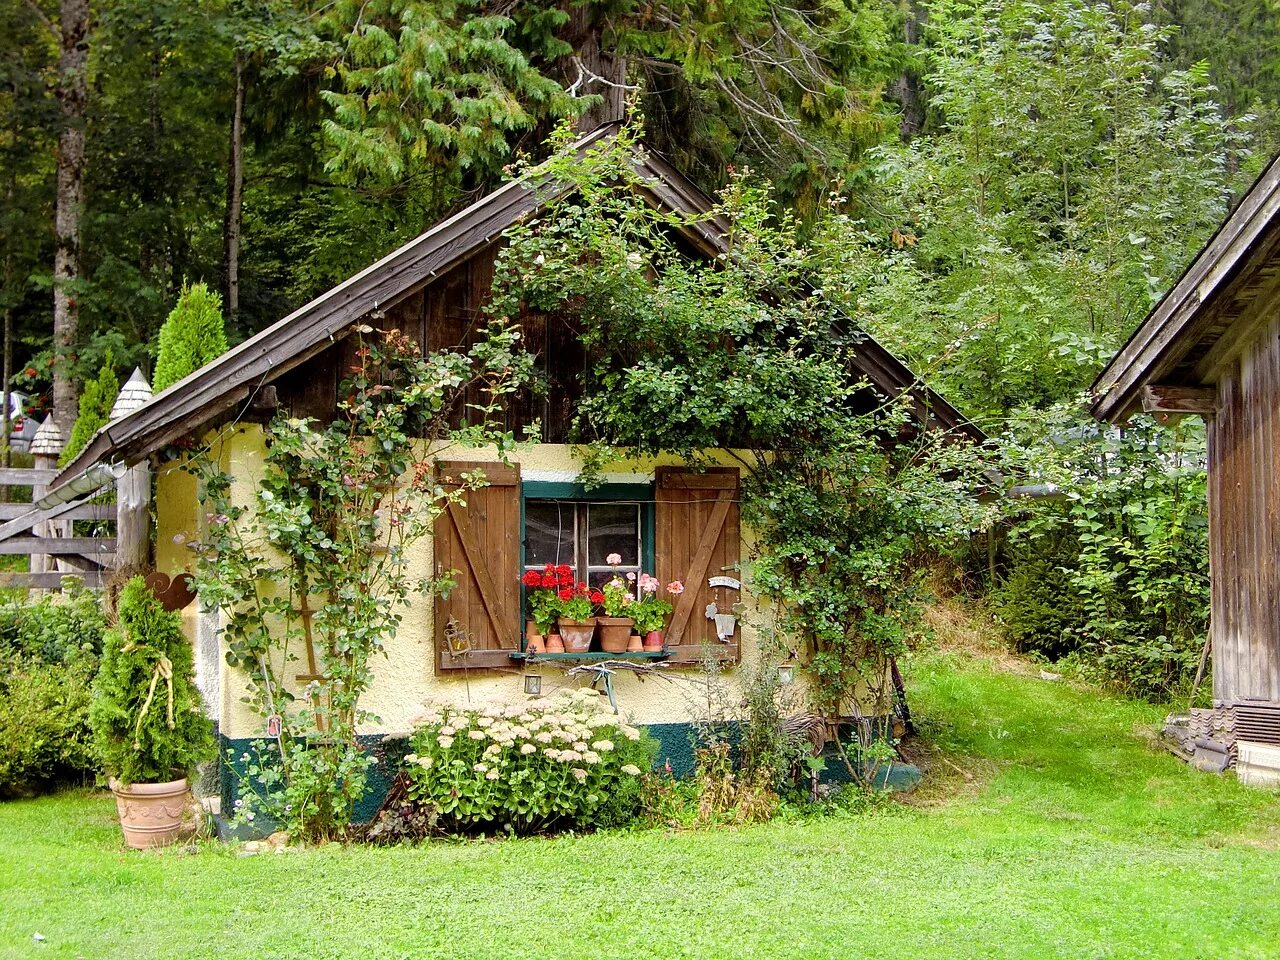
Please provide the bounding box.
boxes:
[4,642,1280,959]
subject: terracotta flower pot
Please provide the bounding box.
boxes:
[557,618,596,653]
[525,620,545,654]
[643,630,665,652]
[109,777,191,849]
[545,633,565,654]
[626,633,644,653]
[597,617,635,653]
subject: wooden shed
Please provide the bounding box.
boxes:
[1091,155,1280,773]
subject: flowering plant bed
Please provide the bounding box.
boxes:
[401,690,656,833]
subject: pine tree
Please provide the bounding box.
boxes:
[89,577,212,785]
[60,353,118,464]
[152,282,229,392]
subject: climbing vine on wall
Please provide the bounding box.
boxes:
[492,122,993,774]
[191,324,531,840]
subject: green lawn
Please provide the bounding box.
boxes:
[4,647,1279,960]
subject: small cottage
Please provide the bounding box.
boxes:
[1092,154,1280,783]
[52,125,980,813]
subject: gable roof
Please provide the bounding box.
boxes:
[1091,153,1280,422]
[52,125,982,500]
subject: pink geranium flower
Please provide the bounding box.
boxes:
[667,580,685,595]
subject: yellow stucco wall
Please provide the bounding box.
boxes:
[159,425,807,740]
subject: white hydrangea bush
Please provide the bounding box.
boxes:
[403,689,656,832]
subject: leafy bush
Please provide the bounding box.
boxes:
[90,577,213,785]
[0,586,108,664]
[0,589,106,798]
[995,407,1209,701]
[0,653,97,798]
[400,690,656,834]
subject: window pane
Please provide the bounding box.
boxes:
[525,501,577,571]
[587,503,640,567]
[587,568,640,592]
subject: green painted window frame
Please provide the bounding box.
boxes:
[519,481,656,650]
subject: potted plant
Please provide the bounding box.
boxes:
[597,555,637,653]
[556,581,602,653]
[90,576,214,849]
[633,576,683,651]
[521,565,567,654]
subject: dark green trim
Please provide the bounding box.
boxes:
[521,481,652,501]
[215,721,920,837]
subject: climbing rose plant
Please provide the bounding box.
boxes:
[491,121,993,779]
[192,323,531,840]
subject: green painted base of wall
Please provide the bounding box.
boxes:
[214,722,920,838]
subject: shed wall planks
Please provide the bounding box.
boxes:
[1209,314,1280,704]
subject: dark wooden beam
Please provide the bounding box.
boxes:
[1140,384,1217,416]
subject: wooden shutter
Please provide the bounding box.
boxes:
[655,466,741,663]
[434,461,521,671]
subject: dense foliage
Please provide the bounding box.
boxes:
[90,577,213,786]
[152,282,230,392]
[61,355,119,464]
[192,325,531,840]
[994,407,1209,699]
[0,589,107,797]
[493,124,991,760]
[391,690,657,835]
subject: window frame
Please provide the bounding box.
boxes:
[520,481,656,645]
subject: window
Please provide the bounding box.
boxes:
[521,484,654,594]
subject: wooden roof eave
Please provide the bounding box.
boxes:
[1090,153,1280,423]
[50,125,622,499]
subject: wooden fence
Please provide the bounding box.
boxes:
[0,464,116,590]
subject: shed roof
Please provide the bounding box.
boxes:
[1091,154,1280,422]
[52,125,982,500]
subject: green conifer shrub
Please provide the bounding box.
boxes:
[61,354,120,464]
[152,282,229,392]
[90,577,213,785]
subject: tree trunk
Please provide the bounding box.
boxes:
[52,0,89,435]
[223,49,246,326]
[564,8,627,132]
[888,0,925,139]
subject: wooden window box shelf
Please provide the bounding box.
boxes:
[509,651,671,663]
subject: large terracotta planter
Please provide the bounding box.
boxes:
[598,617,635,654]
[557,618,596,653]
[110,777,190,849]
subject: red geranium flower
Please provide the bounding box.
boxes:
[589,590,605,605]
[577,582,587,592]
[556,564,572,575]
[557,588,573,601]
[540,572,558,589]
[521,570,542,587]
[557,571,574,587]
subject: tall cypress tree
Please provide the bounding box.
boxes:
[152,281,229,392]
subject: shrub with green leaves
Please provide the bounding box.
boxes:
[0,653,97,798]
[400,690,656,834]
[994,405,1209,701]
[152,281,229,392]
[90,577,213,785]
[0,586,107,664]
[0,588,107,797]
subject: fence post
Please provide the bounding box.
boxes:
[111,368,153,572]
[29,415,66,578]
